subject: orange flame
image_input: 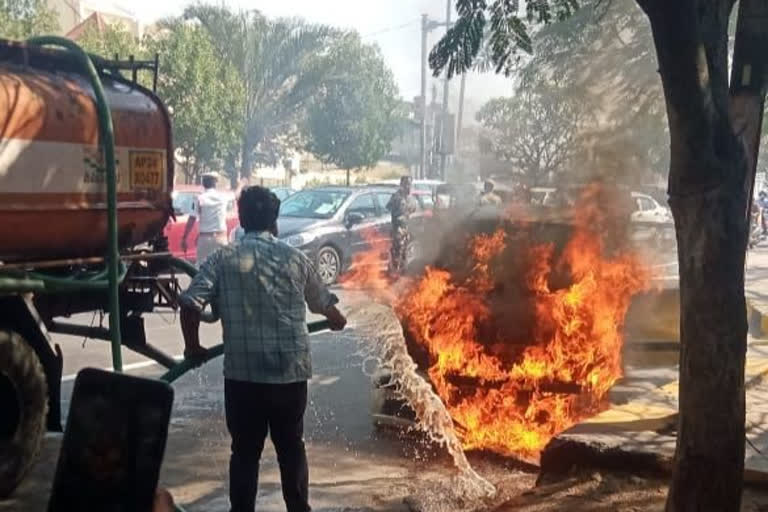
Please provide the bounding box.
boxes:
[344,189,650,460]
[339,227,394,292]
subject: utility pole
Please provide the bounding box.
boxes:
[456,72,466,160]
[419,13,451,180]
[420,14,428,180]
[438,0,452,180]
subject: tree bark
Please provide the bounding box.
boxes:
[636,0,761,510]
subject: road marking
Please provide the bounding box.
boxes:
[62,355,183,382]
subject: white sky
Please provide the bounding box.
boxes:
[122,0,513,116]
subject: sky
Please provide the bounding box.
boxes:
[122,0,513,119]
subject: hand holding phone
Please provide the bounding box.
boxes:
[48,369,174,512]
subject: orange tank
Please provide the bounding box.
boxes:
[0,40,174,263]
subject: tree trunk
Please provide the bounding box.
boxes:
[346,168,351,186]
[226,151,239,190]
[666,180,748,511]
[635,0,766,509]
[240,138,252,182]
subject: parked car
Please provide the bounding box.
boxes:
[531,187,556,206]
[371,179,445,197]
[164,186,239,261]
[630,191,674,247]
[530,186,673,248]
[230,186,432,284]
[271,187,296,201]
[434,182,483,210]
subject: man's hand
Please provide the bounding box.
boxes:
[153,488,175,512]
[324,305,347,331]
[184,345,208,367]
[180,305,204,360]
[181,216,197,255]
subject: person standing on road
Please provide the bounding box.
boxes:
[178,186,347,512]
[478,180,502,206]
[758,190,768,235]
[181,172,229,264]
[386,176,416,277]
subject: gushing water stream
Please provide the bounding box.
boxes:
[346,300,497,501]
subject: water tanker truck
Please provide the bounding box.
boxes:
[0,37,196,498]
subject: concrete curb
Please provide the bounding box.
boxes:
[748,299,768,338]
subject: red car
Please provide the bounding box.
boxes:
[164,185,239,261]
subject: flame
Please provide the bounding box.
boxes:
[339,227,394,292]
[344,188,651,460]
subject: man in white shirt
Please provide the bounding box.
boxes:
[181,172,229,264]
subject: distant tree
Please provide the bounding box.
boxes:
[185,5,337,182]
[0,0,58,39]
[476,85,588,183]
[77,22,141,59]
[146,20,245,184]
[305,34,401,185]
[76,19,245,185]
[432,1,768,510]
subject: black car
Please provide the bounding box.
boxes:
[276,186,402,284]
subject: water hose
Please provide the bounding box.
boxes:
[160,319,331,383]
[25,36,123,372]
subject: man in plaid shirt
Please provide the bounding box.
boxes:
[179,186,346,512]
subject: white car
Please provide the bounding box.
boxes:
[631,192,671,224]
[630,192,674,247]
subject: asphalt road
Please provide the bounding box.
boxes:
[9,242,680,512]
[24,288,427,512]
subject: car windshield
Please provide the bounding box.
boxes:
[172,192,197,215]
[280,189,350,219]
[273,188,293,201]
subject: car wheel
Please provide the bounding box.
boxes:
[0,330,48,498]
[317,246,341,285]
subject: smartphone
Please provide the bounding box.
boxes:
[48,368,174,512]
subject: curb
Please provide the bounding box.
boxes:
[748,299,768,337]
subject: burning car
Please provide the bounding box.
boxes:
[358,185,660,462]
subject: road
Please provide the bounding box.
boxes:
[8,288,458,512]
[6,243,682,512]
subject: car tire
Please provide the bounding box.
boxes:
[317,246,341,285]
[0,330,47,499]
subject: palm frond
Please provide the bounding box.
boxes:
[429,8,487,79]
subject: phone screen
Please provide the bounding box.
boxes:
[48,368,174,512]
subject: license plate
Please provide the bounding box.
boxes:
[130,151,165,190]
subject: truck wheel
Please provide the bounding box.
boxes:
[0,330,47,499]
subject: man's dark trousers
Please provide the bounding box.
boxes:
[225,379,310,512]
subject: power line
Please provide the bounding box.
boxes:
[361,18,421,39]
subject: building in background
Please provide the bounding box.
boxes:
[47,0,140,38]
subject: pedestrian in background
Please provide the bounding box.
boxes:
[386,176,416,277]
[181,172,229,264]
[478,180,502,206]
[179,186,347,512]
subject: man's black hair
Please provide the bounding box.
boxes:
[202,176,217,189]
[238,186,281,233]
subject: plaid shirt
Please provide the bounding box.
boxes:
[180,231,338,384]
